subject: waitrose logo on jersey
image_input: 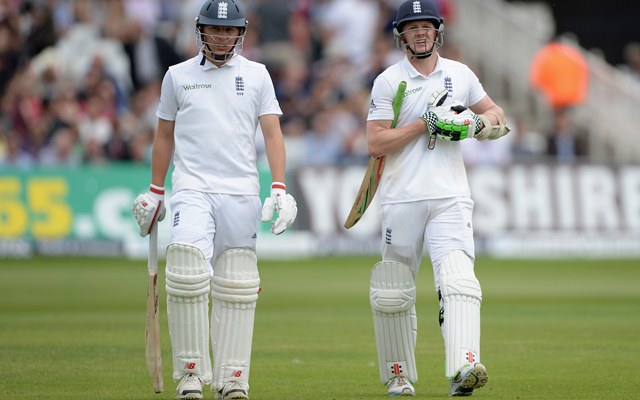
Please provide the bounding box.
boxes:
[183,83,212,90]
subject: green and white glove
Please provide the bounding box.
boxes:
[421,89,448,136]
[431,101,483,141]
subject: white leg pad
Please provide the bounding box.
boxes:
[370,261,418,383]
[165,243,213,384]
[210,248,260,392]
[439,250,482,378]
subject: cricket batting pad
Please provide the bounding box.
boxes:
[210,248,260,392]
[439,250,482,378]
[165,243,213,384]
[370,261,418,383]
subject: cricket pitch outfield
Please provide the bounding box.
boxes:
[1,256,638,399]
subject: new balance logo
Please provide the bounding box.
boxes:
[385,227,392,245]
[185,362,196,370]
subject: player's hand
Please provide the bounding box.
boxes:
[431,101,483,141]
[132,184,166,237]
[261,182,297,235]
[420,89,449,136]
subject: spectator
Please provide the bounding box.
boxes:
[39,125,81,166]
[545,107,590,163]
[510,117,546,162]
[302,108,346,166]
[0,16,22,94]
[77,94,113,147]
[0,128,33,168]
[316,0,381,70]
[622,41,640,83]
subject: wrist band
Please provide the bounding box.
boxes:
[271,182,286,191]
[149,184,165,195]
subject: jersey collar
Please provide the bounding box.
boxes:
[200,53,239,70]
[402,54,444,79]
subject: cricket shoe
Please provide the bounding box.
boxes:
[215,381,249,399]
[449,363,488,397]
[176,374,203,399]
[387,375,415,396]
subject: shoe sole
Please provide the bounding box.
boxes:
[449,363,488,396]
[215,388,249,399]
[461,363,488,390]
[388,387,416,396]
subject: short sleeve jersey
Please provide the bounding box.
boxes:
[157,54,282,196]
[367,56,486,204]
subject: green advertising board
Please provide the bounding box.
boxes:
[0,163,274,245]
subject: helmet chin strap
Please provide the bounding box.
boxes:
[203,40,238,63]
[406,44,434,59]
[405,43,435,59]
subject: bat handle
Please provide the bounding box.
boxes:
[148,223,158,272]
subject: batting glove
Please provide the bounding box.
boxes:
[432,101,483,141]
[420,88,449,136]
[261,182,298,235]
[132,184,166,237]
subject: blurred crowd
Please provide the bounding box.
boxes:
[0,0,616,170]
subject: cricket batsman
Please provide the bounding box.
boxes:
[132,0,297,398]
[365,0,509,396]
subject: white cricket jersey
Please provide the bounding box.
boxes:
[157,54,282,196]
[367,55,487,204]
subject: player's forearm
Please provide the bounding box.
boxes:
[150,143,172,188]
[367,119,427,158]
[150,122,175,188]
[264,137,286,183]
[260,115,287,183]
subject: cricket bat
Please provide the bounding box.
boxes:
[344,80,407,229]
[145,223,163,393]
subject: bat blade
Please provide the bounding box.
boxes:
[343,156,385,229]
[344,81,406,229]
[145,225,163,393]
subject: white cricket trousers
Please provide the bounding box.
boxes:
[169,190,261,272]
[380,196,475,288]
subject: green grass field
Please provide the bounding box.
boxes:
[1,256,639,399]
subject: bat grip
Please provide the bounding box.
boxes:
[148,223,158,272]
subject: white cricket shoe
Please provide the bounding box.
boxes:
[215,381,249,399]
[386,376,415,396]
[448,363,488,397]
[176,374,203,399]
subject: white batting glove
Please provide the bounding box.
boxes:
[132,184,166,237]
[261,182,298,235]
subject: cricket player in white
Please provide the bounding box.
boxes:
[366,0,509,397]
[132,0,297,399]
